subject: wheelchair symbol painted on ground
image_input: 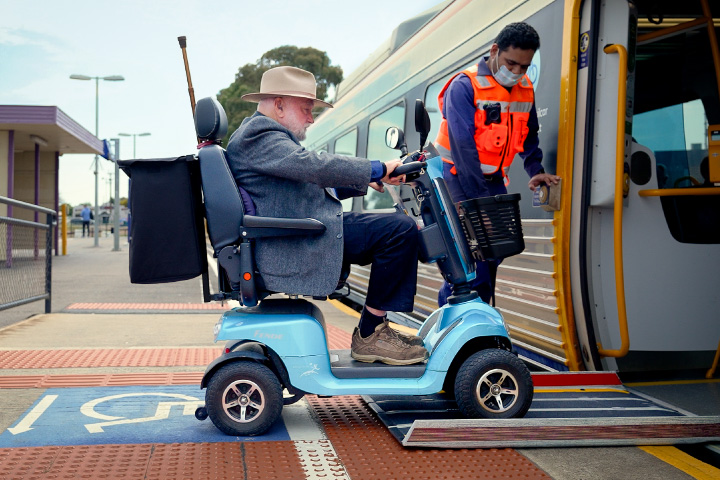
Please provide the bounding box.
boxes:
[0,385,291,447]
[80,392,204,433]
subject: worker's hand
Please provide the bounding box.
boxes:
[369,182,385,193]
[382,159,405,185]
[528,173,561,191]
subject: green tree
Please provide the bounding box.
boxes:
[217,46,343,143]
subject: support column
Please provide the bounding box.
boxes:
[54,151,60,256]
[34,143,40,259]
[5,130,14,268]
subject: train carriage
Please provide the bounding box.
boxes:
[304,0,720,375]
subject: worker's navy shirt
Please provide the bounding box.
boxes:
[441,58,545,200]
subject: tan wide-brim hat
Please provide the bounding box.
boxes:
[241,66,333,108]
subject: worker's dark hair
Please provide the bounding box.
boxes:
[495,22,540,52]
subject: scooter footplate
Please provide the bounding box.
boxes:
[330,350,426,379]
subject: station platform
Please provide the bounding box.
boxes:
[1,237,719,479]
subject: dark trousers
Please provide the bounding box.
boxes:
[82,221,90,237]
[342,211,418,312]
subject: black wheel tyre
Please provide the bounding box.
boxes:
[206,362,283,436]
[454,349,533,419]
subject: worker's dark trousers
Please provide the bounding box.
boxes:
[342,212,418,312]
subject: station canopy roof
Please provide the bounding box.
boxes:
[0,105,103,155]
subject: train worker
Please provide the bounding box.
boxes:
[226,66,428,366]
[435,22,560,306]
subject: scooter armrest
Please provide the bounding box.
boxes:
[241,215,326,239]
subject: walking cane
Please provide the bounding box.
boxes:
[177,36,201,144]
[177,36,209,301]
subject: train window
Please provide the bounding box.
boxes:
[364,103,406,210]
[424,76,450,145]
[334,129,357,156]
[633,99,709,189]
[334,130,358,211]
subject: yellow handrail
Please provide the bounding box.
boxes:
[708,340,720,379]
[639,187,720,197]
[61,204,67,256]
[597,44,630,358]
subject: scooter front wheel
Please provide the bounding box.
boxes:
[206,361,283,436]
[454,349,533,419]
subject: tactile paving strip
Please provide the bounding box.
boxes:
[0,442,307,479]
[65,302,229,310]
[327,324,352,350]
[0,348,222,369]
[307,395,551,479]
[0,372,203,388]
[0,325,350,370]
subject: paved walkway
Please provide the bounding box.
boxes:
[0,237,717,479]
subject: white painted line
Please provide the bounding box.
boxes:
[8,394,58,434]
[528,406,677,413]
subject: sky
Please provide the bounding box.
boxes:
[0,0,442,206]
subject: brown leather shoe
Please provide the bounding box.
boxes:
[351,322,428,365]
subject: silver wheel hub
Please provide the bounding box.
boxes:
[475,368,519,414]
[222,379,265,423]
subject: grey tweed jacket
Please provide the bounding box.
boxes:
[226,112,371,296]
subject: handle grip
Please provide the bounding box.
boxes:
[389,161,427,178]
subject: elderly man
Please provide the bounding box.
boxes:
[226,66,427,365]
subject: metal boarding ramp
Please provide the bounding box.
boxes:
[363,372,720,448]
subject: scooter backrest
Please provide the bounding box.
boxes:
[195,97,228,141]
[194,97,245,253]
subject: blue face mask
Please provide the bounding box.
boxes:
[493,55,523,87]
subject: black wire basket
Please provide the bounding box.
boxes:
[456,193,525,261]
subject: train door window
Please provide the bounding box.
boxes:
[632,14,720,243]
[334,129,358,211]
[633,99,708,189]
[364,103,406,210]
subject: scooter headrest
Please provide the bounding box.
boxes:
[194,97,228,141]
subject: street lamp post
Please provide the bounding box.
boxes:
[70,74,124,247]
[117,132,150,251]
[118,132,151,158]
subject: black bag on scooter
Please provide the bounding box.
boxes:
[119,155,207,284]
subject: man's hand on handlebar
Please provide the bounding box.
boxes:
[382,159,406,186]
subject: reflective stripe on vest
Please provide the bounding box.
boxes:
[434,65,534,180]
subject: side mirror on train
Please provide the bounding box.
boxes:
[385,126,408,156]
[415,99,431,150]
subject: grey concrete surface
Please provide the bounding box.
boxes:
[0,313,220,349]
[1,236,207,328]
[518,447,694,480]
[0,236,717,479]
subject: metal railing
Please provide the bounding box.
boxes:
[0,196,57,314]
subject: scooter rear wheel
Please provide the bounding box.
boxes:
[454,349,533,419]
[206,361,283,436]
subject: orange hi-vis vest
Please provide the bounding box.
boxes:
[435,64,535,182]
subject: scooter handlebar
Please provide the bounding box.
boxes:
[389,161,427,178]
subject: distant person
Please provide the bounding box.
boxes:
[700,156,713,186]
[434,22,560,305]
[80,205,92,237]
[226,66,427,365]
[656,163,669,188]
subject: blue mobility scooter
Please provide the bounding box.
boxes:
[123,96,533,437]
